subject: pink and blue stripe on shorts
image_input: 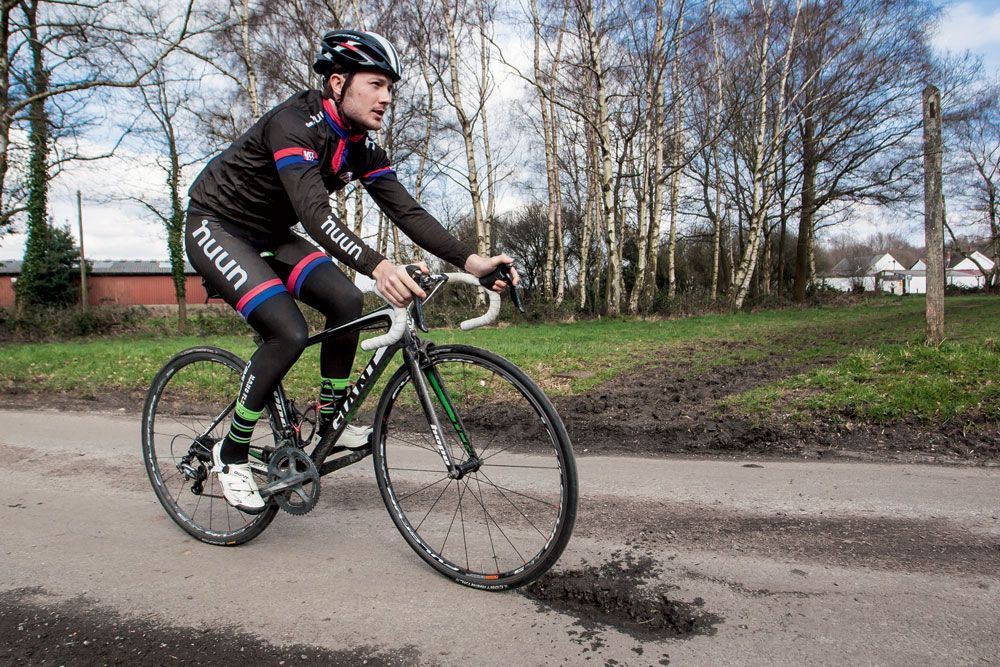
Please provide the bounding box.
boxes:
[285,251,332,298]
[235,279,286,319]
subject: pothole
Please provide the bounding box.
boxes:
[522,551,722,643]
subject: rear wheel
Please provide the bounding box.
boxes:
[372,344,577,590]
[141,347,280,545]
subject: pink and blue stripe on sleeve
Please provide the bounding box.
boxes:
[235,279,286,319]
[274,147,320,171]
[361,166,395,184]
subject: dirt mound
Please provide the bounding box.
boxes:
[554,342,1000,461]
[522,550,722,643]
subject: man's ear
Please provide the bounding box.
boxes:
[328,72,345,97]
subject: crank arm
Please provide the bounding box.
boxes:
[258,471,312,498]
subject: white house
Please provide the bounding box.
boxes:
[820,253,906,293]
[949,251,995,289]
[906,252,995,294]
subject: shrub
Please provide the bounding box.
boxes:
[0,305,145,342]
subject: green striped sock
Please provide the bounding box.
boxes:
[220,402,262,464]
[319,378,350,417]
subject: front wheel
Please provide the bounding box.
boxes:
[372,344,577,590]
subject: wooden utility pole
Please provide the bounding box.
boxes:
[922,85,944,345]
[77,190,87,309]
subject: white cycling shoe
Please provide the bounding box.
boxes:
[318,420,373,450]
[212,442,267,514]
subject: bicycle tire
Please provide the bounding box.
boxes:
[141,346,280,545]
[372,344,577,590]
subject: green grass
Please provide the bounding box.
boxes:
[1,295,998,426]
[727,340,1000,423]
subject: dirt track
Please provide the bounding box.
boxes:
[1,408,998,665]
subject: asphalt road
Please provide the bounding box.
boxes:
[0,408,998,666]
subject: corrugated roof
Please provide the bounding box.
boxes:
[0,260,196,275]
[828,255,883,277]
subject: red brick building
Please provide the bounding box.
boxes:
[0,260,222,308]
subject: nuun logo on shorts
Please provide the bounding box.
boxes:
[191,220,249,289]
[320,216,362,262]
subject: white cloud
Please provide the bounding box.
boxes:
[934,1,1000,70]
[0,143,177,260]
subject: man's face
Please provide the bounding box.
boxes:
[333,71,393,131]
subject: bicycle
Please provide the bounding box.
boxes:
[141,269,578,590]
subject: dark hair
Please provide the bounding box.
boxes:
[320,63,350,99]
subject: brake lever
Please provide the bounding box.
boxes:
[498,265,525,314]
[406,265,430,333]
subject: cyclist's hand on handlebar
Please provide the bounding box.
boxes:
[464,253,519,293]
[372,259,428,307]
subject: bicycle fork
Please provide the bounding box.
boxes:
[404,345,480,480]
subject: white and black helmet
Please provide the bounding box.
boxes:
[313,29,403,82]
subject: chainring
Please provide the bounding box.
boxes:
[266,446,321,515]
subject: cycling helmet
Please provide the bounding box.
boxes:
[313,29,403,82]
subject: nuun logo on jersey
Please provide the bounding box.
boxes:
[191,220,249,289]
[320,216,363,262]
[303,149,317,161]
[306,112,324,128]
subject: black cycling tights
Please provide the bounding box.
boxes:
[240,261,363,419]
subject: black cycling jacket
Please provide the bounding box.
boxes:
[188,90,472,276]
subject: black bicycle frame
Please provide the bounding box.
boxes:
[262,302,473,479]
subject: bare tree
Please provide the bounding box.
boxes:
[923,84,944,344]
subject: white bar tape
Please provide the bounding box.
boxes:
[445,273,501,330]
[358,273,501,351]
[360,305,408,351]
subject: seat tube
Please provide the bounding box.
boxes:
[404,347,458,474]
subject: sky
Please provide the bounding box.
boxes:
[1,0,1000,262]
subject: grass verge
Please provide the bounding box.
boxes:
[1,295,997,427]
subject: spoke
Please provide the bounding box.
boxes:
[397,475,450,502]
[191,485,204,521]
[387,434,440,455]
[477,470,552,541]
[439,479,468,557]
[469,474,524,569]
[474,471,560,510]
[159,470,180,486]
[465,474,499,572]
[174,474,188,505]
[460,476,470,571]
[415,478,454,532]
[388,467,450,474]
[479,463,560,470]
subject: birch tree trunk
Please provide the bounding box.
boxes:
[478,0,496,252]
[665,0,685,300]
[578,120,597,310]
[238,0,260,119]
[533,0,558,299]
[578,0,621,315]
[709,0,723,301]
[731,0,801,310]
[629,0,666,314]
[441,0,488,258]
[414,0,436,207]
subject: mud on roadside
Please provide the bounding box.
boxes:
[554,339,1000,463]
[2,333,998,463]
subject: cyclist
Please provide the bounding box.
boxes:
[185,29,517,513]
